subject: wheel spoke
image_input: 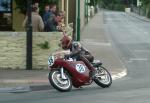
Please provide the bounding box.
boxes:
[96,67,111,84]
[51,71,71,89]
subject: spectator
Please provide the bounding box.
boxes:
[43,4,51,25]
[23,6,44,32]
[59,11,65,20]
[49,3,57,15]
[57,11,65,30]
[44,13,63,32]
[34,2,39,8]
[43,3,57,31]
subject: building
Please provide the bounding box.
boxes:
[0,0,98,69]
[0,0,12,31]
[0,0,95,34]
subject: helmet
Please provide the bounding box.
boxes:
[60,35,72,50]
[72,42,81,49]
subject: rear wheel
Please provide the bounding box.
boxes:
[49,69,72,92]
[94,66,112,88]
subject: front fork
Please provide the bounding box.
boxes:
[49,66,67,80]
[60,67,67,80]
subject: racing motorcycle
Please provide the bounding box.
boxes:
[48,49,112,92]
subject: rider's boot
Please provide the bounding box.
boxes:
[90,71,97,79]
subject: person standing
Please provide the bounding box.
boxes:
[49,3,57,16]
[23,6,44,32]
[43,3,57,31]
[43,4,51,25]
[44,13,63,32]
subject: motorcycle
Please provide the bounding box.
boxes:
[48,49,112,92]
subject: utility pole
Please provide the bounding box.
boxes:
[85,0,88,24]
[26,0,32,70]
[137,0,141,15]
[77,0,80,41]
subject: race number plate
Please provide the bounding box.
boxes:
[76,64,86,73]
[48,56,55,66]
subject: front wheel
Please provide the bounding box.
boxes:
[94,66,112,88]
[48,69,72,92]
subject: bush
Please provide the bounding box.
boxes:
[107,3,114,10]
[147,3,150,18]
[37,41,50,49]
[113,4,126,11]
[106,4,125,11]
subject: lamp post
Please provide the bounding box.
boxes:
[85,0,88,24]
[137,0,142,15]
[76,0,80,41]
[26,0,32,70]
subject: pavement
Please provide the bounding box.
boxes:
[80,10,127,80]
[0,10,127,93]
[127,12,150,22]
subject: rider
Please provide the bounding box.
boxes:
[61,35,99,79]
[60,35,94,62]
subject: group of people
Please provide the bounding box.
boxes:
[23,3,65,32]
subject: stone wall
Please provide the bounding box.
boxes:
[0,32,65,69]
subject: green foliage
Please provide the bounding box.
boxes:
[140,0,150,18]
[37,41,50,49]
[107,3,114,10]
[114,4,126,11]
[98,0,129,10]
[89,0,98,6]
[106,3,126,11]
[141,0,150,6]
[147,3,150,18]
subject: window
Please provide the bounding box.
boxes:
[0,0,12,13]
[0,0,12,31]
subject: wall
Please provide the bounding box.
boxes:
[0,32,64,69]
[0,32,26,69]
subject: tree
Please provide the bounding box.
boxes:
[141,0,150,6]
[140,0,150,18]
[98,0,129,11]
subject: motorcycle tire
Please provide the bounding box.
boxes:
[48,69,72,92]
[94,66,112,88]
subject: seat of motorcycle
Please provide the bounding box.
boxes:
[93,62,102,67]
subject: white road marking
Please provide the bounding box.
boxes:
[134,50,150,52]
[128,58,148,62]
[112,69,127,80]
[81,40,111,46]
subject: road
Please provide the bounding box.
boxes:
[1,11,150,103]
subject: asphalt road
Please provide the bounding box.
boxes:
[1,11,150,103]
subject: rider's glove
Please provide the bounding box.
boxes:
[64,54,70,59]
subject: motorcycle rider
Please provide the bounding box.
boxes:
[60,35,103,79]
[60,35,94,62]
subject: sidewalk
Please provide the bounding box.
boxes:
[0,70,51,92]
[80,11,127,80]
[128,12,150,22]
[0,11,127,93]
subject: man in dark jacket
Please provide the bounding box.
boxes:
[43,3,57,31]
[44,13,63,32]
